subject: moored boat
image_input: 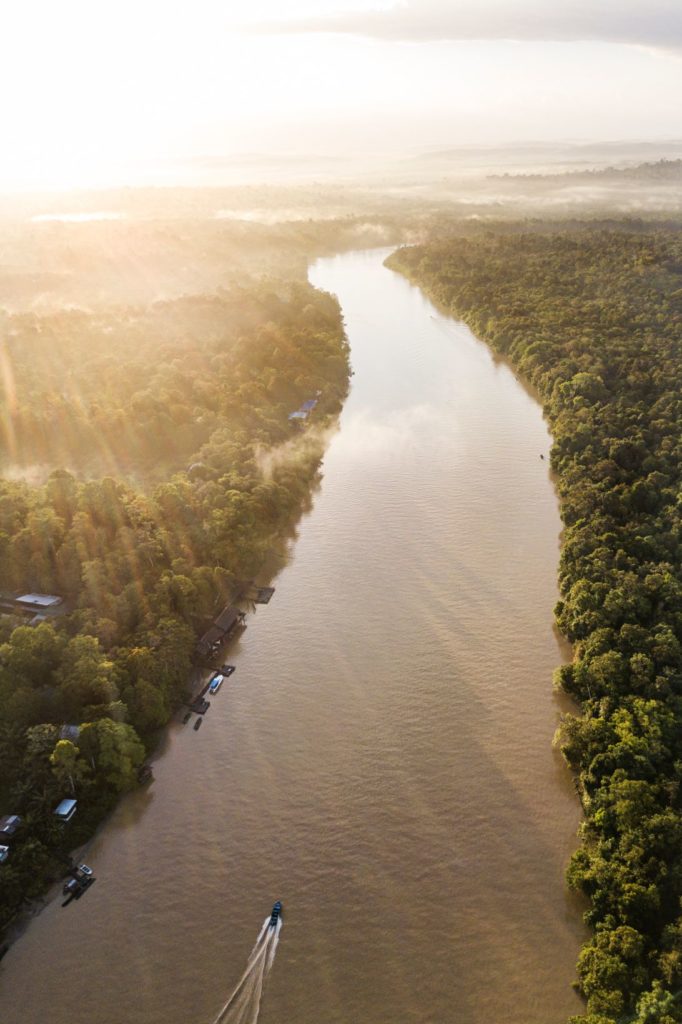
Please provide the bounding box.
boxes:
[208,674,223,694]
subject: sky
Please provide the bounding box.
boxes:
[2,0,682,188]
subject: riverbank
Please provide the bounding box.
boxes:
[387,228,682,1023]
[0,279,351,945]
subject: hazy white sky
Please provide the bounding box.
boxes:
[2,0,681,188]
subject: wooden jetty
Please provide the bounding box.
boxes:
[61,876,95,908]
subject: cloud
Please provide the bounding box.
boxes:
[253,1,682,51]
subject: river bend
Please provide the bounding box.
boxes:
[0,247,584,1024]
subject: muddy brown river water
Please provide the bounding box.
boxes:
[0,248,585,1024]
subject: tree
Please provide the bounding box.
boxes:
[0,622,65,689]
[126,679,167,733]
[633,982,677,1024]
[78,719,144,792]
[55,634,118,718]
[49,739,89,794]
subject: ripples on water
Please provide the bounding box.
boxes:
[0,248,585,1024]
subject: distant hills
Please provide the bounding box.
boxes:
[489,158,682,182]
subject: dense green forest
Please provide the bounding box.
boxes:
[388,227,682,1024]
[0,274,350,936]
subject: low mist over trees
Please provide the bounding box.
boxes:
[0,198,406,313]
[388,226,682,1023]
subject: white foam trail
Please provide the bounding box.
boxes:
[214,925,269,1014]
[247,956,267,1023]
[266,918,282,970]
[211,915,283,1024]
[254,919,269,948]
[211,926,268,1024]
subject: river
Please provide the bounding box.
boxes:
[0,247,585,1024]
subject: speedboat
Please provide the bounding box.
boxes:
[208,674,223,694]
[269,900,282,927]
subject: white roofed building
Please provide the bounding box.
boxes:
[15,594,62,609]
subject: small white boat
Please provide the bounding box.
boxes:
[208,674,224,694]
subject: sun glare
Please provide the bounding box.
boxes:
[0,0,680,189]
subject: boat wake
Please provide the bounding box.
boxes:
[211,917,282,1024]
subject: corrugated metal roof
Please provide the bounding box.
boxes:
[196,606,245,656]
[54,799,77,819]
[214,606,240,632]
[16,593,62,608]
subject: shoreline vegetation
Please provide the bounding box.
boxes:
[0,274,351,943]
[387,226,682,1024]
